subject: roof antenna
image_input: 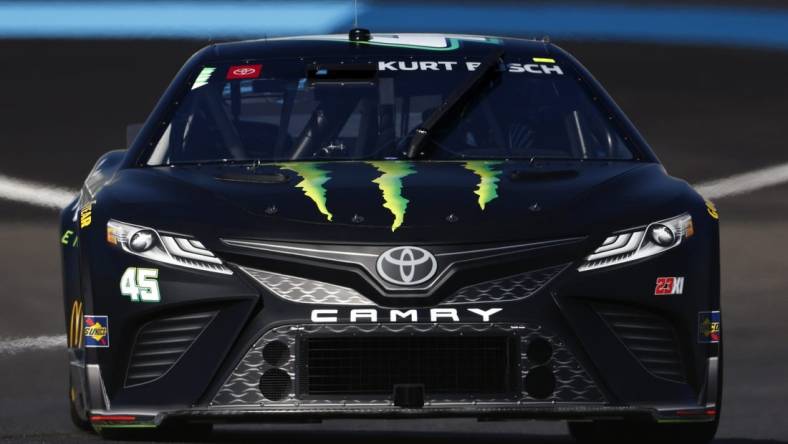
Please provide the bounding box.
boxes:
[348,0,371,42]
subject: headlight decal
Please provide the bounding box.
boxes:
[578,214,693,272]
[106,220,232,275]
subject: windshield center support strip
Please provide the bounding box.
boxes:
[406,48,505,159]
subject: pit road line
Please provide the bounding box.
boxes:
[0,174,77,210]
[692,162,788,200]
[3,162,788,212]
[0,162,786,354]
[0,335,66,355]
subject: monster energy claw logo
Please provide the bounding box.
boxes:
[369,161,416,231]
[464,161,503,210]
[279,162,333,221]
[281,162,502,228]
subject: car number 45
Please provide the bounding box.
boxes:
[120,267,161,302]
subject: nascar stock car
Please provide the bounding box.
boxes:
[61,31,722,442]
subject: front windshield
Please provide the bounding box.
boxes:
[146,56,635,165]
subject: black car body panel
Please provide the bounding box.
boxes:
[61,34,721,433]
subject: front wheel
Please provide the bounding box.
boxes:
[69,398,93,432]
[568,418,718,443]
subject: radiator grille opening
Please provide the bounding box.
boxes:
[595,304,687,383]
[300,336,517,396]
[125,311,216,387]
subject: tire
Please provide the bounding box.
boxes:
[98,422,212,441]
[568,418,718,444]
[653,420,719,443]
[567,420,635,444]
[69,398,93,432]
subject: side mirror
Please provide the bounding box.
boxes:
[126,123,144,149]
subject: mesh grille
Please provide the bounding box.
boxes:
[595,304,686,383]
[125,311,216,387]
[300,336,516,396]
[212,323,605,406]
[444,264,568,304]
[240,267,373,305]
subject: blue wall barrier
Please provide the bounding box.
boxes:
[1,2,788,50]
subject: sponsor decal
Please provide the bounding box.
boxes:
[61,230,78,247]
[369,161,416,231]
[698,311,721,343]
[120,267,161,302]
[79,202,93,228]
[705,200,719,219]
[500,62,563,75]
[311,307,502,323]
[362,36,462,50]
[464,161,503,210]
[68,300,84,348]
[655,276,685,295]
[192,66,215,90]
[378,61,460,71]
[279,162,333,221]
[358,36,461,50]
[83,315,109,348]
[377,60,563,75]
[308,35,500,51]
[226,64,263,80]
[376,246,438,286]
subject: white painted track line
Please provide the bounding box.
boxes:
[0,174,77,210]
[693,162,788,200]
[0,162,786,354]
[0,335,66,355]
[3,161,788,213]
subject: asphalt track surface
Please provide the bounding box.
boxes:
[1,38,788,443]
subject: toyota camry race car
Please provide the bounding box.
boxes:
[61,31,722,442]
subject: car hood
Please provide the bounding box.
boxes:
[102,160,691,244]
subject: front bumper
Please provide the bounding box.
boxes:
[87,403,717,432]
[78,218,721,427]
[211,322,604,407]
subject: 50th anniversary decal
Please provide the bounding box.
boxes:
[279,161,503,231]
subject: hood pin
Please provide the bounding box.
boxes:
[446,213,459,223]
[529,203,541,212]
[264,205,278,215]
[351,214,365,224]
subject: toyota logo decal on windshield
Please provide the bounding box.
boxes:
[226,64,262,80]
[376,246,438,286]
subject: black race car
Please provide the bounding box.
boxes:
[61,31,722,442]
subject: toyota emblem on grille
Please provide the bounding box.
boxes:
[376,246,438,286]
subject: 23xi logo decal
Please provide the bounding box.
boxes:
[655,276,685,295]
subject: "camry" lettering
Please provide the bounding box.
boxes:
[311,307,502,323]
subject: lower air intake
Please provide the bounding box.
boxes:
[125,310,217,387]
[300,336,517,396]
[595,304,687,383]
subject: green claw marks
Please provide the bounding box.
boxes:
[278,162,333,221]
[368,161,416,231]
[464,161,503,210]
